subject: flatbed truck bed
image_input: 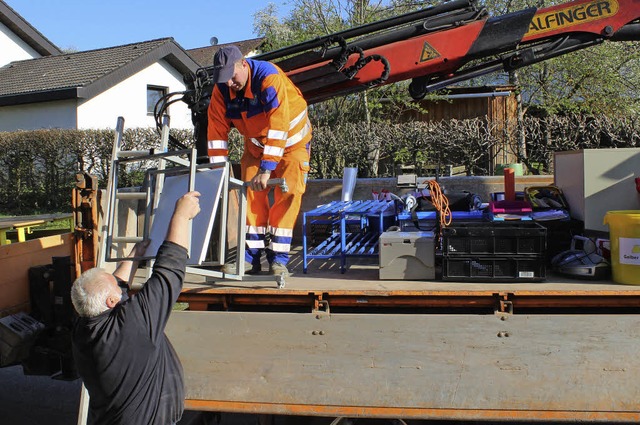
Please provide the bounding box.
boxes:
[168,251,640,423]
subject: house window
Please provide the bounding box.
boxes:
[147,85,168,116]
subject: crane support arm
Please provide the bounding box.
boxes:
[255,0,640,102]
[185,0,639,104]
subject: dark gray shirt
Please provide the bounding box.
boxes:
[72,241,187,425]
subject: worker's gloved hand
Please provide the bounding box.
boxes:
[249,171,271,191]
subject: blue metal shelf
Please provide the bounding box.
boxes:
[302,200,395,273]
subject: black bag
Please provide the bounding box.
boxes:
[409,191,482,230]
[446,191,483,211]
[412,191,481,213]
[414,195,436,212]
[409,195,436,231]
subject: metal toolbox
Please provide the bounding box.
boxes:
[379,231,435,280]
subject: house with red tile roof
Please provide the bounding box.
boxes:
[0,1,200,131]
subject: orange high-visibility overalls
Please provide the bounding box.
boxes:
[207,59,312,266]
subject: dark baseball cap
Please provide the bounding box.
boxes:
[212,45,244,83]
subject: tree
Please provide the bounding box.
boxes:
[257,0,640,116]
[253,0,639,177]
[255,1,402,175]
[517,42,640,115]
[476,0,640,116]
[252,3,295,52]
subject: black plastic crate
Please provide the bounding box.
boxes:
[443,221,546,256]
[442,256,546,282]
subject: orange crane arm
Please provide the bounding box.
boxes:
[251,0,640,103]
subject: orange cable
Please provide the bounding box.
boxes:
[427,180,452,228]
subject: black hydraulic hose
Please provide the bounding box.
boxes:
[153,92,191,150]
[422,60,504,94]
[504,34,604,71]
[611,23,640,41]
[415,32,606,96]
[276,8,483,71]
[154,92,185,127]
[254,0,476,62]
[340,9,483,56]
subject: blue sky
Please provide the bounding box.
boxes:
[7,0,290,51]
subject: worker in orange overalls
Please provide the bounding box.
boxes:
[207,45,312,277]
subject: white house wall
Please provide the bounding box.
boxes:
[0,100,77,131]
[77,59,193,130]
[0,21,40,66]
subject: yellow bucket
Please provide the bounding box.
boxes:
[603,210,640,285]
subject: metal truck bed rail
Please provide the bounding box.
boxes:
[167,310,640,422]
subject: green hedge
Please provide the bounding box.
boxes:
[0,128,191,215]
[310,114,640,178]
[0,114,637,215]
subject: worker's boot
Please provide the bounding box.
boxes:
[221,261,261,275]
[269,262,290,277]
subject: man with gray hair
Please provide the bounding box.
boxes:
[71,191,201,425]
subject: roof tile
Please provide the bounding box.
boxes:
[0,38,173,96]
[187,37,264,67]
